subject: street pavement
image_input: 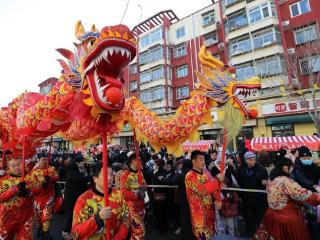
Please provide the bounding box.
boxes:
[47,213,248,240]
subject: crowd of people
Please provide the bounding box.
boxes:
[0,143,320,240]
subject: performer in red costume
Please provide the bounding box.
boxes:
[0,157,35,240]
[253,157,320,240]
[30,153,59,239]
[72,162,130,240]
[119,153,147,240]
[185,150,224,240]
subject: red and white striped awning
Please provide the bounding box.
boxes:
[183,140,215,152]
[251,135,320,151]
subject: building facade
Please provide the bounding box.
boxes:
[115,0,320,150]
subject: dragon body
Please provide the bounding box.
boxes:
[0,21,261,157]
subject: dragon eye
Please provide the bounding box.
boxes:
[87,40,95,48]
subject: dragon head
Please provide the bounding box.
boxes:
[196,46,261,119]
[57,21,136,115]
[196,46,261,141]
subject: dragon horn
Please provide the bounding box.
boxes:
[91,24,99,33]
[75,20,85,39]
[56,48,74,61]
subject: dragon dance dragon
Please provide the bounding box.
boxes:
[0,21,261,158]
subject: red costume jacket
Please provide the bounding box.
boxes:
[119,169,145,209]
[72,187,129,240]
[0,172,39,239]
[30,165,59,201]
[185,169,219,240]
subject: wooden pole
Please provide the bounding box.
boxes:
[217,129,227,202]
[133,130,143,184]
[102,133,110,240]
[1,131,6,170]
[21,137,26,180]
[47,135,53,169]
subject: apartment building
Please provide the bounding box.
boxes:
[114,0,320,148]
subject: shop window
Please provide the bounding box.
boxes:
[272,124,294,137]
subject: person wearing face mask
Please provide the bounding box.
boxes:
[253,157,320,240]
[293,146,320,192]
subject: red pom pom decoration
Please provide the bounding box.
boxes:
[105,87,123,105]
[249,109,258,119]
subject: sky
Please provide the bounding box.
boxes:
[0,0,211,106]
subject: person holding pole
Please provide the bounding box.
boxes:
[72,162,130,240]
[120,152,147,240]
[30,152,59,239]
[185,150,224,240]
[0,156,38,239]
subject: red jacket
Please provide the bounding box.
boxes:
[72,187,129,240]
[220,191,239,218]
[185,169,219,239]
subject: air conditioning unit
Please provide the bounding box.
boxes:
[287,48,296,54]
[218,42,225,50]
[292,78,299,88]
[282,21,290,27]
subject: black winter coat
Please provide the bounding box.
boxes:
[236,163,268,207]
[293,159,320,192]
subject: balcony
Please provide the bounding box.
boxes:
[230,39,252,56]
[236,66,255,80]
[257,60,283,77]
[253,32,281,50]
[225,0,245,8]
[226,14,248,33]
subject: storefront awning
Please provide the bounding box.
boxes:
[183,140,215,152]
[251,135,320,151]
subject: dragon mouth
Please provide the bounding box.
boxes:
[83,39,135,111]
[234,88,259,100]
[233,84,261,118]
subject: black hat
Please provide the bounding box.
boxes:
[298,146,312,157]
[278,157,293,168]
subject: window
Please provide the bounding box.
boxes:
[140,67,164,84]
[150,28,162,43]
[300,55,320,75]
[204,32,218,46]
[139,52,149,65]
[177,86,190,99]
[130,64,137,74]
[253,28,279,49]
[139,47,164,65]
[213,54,220,60]
[294,25,316,44]
[176,27,186,39]
[140,87,165,103]
[272,124,294,137]
[174,43,187,58]
[230,38,251,56]
[227,11,248,32]
[248,1,276,24]
[290,0,311,17]
[236,64,255,80]
[256,56,282,77]
[129,81,137,91]
[202,10,215,26]
[140,35,149,48]
[176,65,188,78]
